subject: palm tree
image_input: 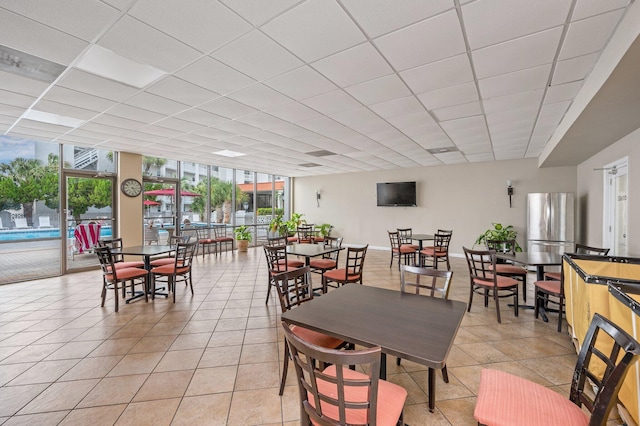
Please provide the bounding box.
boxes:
[142,156,167,176]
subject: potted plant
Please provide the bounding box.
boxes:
[234,225,252,252]
[285,213,305,236]
[317,223,332,237]
[475,223,522,252]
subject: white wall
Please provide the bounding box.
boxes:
[293,158,576,256]
[577,127,640,256]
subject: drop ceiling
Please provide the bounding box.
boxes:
[0,0,635,177]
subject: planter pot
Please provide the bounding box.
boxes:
[237,239,249,252]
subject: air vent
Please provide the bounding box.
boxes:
[299,163,322,168]
[306,150,336,157]
[427,147,458,154]
[0,45,65,83]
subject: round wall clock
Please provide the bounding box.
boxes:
[121,178,142,197]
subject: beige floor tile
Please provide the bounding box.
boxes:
[8,359,79,385]
[133,370,194,402]
[239,342,279,364]
[181,320,217,334]
[0,383,49,417]
[244,327,277,344]
[171,393,232,426]
[18,379,99,414]
[2,411,69,426]
[114,398,180,426]
[58,404,127,426]
[129,335,177,354]
[198,345,242,368]
[78,374,148,408]
[45,340,103,360]
[88,338,140,357]
[227,388,283,426]
[168,332,211,351]
[58,355,122,381]
[154,348,204,372]
[0,343,64,364]
[107,352,164,377]
[235,361,280,390]
[185,366,237,396]
[207,330,245,347]
[0,363,35,386]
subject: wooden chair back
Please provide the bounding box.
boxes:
[95,246,117,278]
[273,266,314,313]
[98,238,125,262]
[396,228,413,246]
[400,264,453,299]
[282,321,384,426]
[298,224,315,243]
[344,245,368,277]
[321,236,343,261]
[266,235,288,246]
[174,241,198,269]
[485,239,517,255]
[571,313,640,424]
[263,244,289,274]
[464,247,497,288]
[388,231,400,251]
[433,231,452,252]
[169,235,190,245]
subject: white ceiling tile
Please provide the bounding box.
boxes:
[341,0,453,38]
[78,121,129,136]
[301,90,362,115]
[330,108,390,134]
[1,0,119,42]
[312,43,393,87]
[298,117,360,140]
[33,100,98,120]
[265,66,336,100]
[417,82,478,111]
[57,69,138,102]
[211,30,303,81]
[235,112,290,130]
[482,89,544,115]
[198,97,258,119]
[345,74,411,105]
[125,92,188,115]
[551,52,599,85]
[42,86,117,112]
[478,64,552,99]
[0,9,88,66]
[175,57,256,96]
[537,100,571,126]
[472,27,562,79]
[386,112,436,129]
[401,54,474,94]
[0,90,37,108]
[559,9,625,59]
[129,0,251,53]
[154,117,207,133]
[374,10,465,71]
[146,76,219,106]
[227,84,293,110]
[219,0,301,26]
[462,0,572,50]
[0,71,49,97]
[261,0,366,62]
[544,81,583,104]
[433,101,483,122]
[171,109,226,127]
[99,15,202,73]
[264,102,322,123]
[572,0,630,21]
[107,104,165,123]
[92,114,145,131]
[369,96,425,118]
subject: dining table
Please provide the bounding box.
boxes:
[112,245,174,301]
[411,233,434,251]
[286,243,343,266]
[281,284,467,412]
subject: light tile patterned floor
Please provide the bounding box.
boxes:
[0,247,620,425]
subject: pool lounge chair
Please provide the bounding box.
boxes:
[0,218,7,230]
[39,216,52,228]
[14,218,31,229]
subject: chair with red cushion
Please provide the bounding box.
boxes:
[309,236,343,293]
[534,261,567,332]
[420,231,452,270]
[213,225,234,254]
[149,235,190,267]
[486,239,529,301]
[463,246,519,323]
[263,244,303,304]
[95,246,148,312]
[297,224,315,244]
[474,313,640,426]
[396,228,420,251]
[97,238,145,298]
[150,241,198,303]
[273,266,350,395]
[544,243,609,281]
[282,320,407,426]
[388,231,416,270]
[195,227,216,259]
[323,244,368,292]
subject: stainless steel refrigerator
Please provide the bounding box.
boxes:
[527,193,575,253]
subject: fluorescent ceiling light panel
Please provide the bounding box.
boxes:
[0,44,66,83]
[214,149,246,157]
[75,45,166,88]
[24,109,85,127]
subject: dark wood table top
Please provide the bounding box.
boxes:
[286,243,342,258]
[281,284,466,368]
[495,251,563,267]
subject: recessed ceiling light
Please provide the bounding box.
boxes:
[214,149,246,157]
[0,44,65,83]
[23,109,84,128]
[299,162,322,168]
[427,146,458,154]
[75,45,165,89]
[306,150,336,157]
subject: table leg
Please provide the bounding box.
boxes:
[428,367,435,412]
[380,353,387,380]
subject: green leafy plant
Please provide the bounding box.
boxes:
[475,223,522,251]
[317,223,332,237]
[233,225,252,242]
[285,213,305,234]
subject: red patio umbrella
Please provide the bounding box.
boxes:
[143,200,160,206]
[144,188,201,197]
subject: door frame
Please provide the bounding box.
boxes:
[602,157,628,256]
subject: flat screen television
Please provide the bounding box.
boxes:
[376,182,417,207]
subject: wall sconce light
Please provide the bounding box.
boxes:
[506,180,513,208]
[316,189,321,207]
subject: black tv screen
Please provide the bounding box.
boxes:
[376,182,417,207]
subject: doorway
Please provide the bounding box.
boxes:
[603,158,628,256]
[64,173,115,272]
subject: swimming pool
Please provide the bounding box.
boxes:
[0,227,114,242]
